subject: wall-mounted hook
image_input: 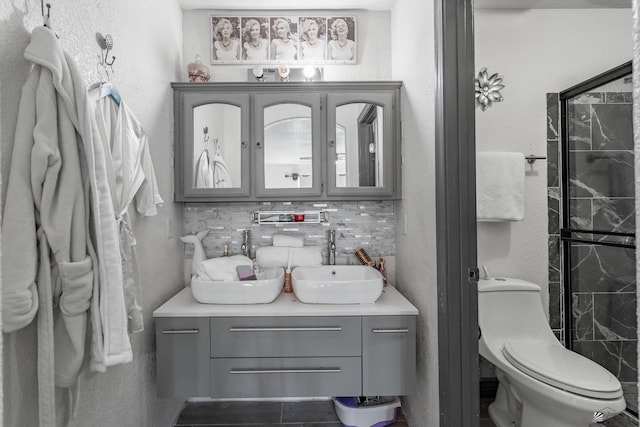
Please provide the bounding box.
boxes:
[203,127,210,144]
[96,32,116,75]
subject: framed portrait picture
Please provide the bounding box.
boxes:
[268,17,299,61]
[326,17,357,64]
[298,17,327,62]
[210,16,242,63]
[240,17,270,62]
[208,15,357,65]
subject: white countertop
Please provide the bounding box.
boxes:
[153,285,419,317]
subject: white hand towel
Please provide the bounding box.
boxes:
[256,246,322,269]
[476,152,525,222]
[195,255,253,281]
[272,233,304,248]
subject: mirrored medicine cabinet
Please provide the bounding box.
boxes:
[172,81,402,202]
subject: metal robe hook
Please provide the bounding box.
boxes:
[96,33,116,74]
[203,127,210,144]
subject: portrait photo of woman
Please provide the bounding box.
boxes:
[299,17,326,61]
[269,17,298,61]
[211,17,241,62]
[327,17,356,62]
[241,17,269,62]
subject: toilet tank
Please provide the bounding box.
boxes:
[478,277,557,346]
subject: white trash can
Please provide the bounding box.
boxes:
[333,397,401,427]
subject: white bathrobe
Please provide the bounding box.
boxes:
[90,89,164,335]
[2,26,97,427]
[195,148,214,188]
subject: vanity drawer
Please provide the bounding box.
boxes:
[210,357,362,398]
[155,317,210,397]
[362,315,416,395]
[210,316,361,357]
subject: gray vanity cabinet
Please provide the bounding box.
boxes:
[155,317,210,398]
[362,316,416,396]
[172,82,402,202]
[155,314,416,398]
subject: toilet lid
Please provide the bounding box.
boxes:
[503,340,622,399]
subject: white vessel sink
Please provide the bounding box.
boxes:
[191,267,284,304]
[291,265,384,304]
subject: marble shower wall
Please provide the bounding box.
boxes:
[547,91,637,383]
[183,200,395,266]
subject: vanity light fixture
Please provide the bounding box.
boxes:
[252,65,264,81]
[278,64,290,81]
[303,66,315,80]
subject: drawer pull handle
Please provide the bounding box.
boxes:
[229,327,342,332]
[161,329,199,334]
[372,328,410,334]
[230,368,341,374]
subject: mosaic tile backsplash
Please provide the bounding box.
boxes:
[547,91,637,389]
[183,201,396,266]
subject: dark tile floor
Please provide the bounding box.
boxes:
[174,397,637,426]
[174,399,409,426]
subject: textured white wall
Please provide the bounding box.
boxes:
[0,1,185,426]
[182,10,391,82]
[390,0,439,425]
[475,9,632,308]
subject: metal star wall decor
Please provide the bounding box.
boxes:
[475,67,504,111]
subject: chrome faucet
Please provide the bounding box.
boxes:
[241,229,251,258]
[328,229,336,265]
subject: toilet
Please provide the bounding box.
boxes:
[478,277,626,427]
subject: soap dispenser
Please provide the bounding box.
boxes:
[283,248,293,293]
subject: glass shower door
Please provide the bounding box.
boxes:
[560,61,637,415]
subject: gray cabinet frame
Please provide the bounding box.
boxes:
[326,90,398,198]
[174,91,250,200]
[155,314,416,398]
[172,82,402,202]
[253,92,323,198]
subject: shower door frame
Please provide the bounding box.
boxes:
[559,60,635,351]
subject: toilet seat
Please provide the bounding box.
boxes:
[502,340,623,400]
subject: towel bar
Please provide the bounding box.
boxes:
[525,155,546,164]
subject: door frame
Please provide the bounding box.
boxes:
[435,0,479,426]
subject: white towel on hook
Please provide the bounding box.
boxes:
[476,152,525,222]
[212,145,232,188]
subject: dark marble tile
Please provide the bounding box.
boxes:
[572,293,594,341]
[594,293,637,340]
[548,281,561,330]
[282,400,340,423]
[591,104,633,150]
[568,104,592,150]
[548,189,560,234]
[185,425,294,427]
[570,245,636,293]
[547,140,559,187]
[480,419,497,427]
[593,198,636,233]
[548,235,560,282]
[571,92,605,104]
[176,401,282,425]
[605,92,633,104]
[619,341,638,383]
[573,340,637,382]
[568,150,634,198]
[547,93,559,140]
[601,413,638,427]
[621,382,638,414]
[569,198,592,229]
